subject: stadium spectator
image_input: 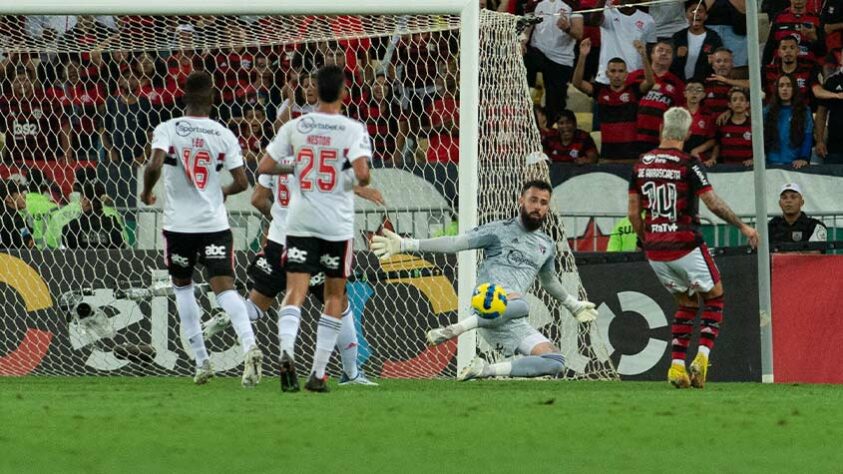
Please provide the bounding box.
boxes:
[578,0,602,81]
[683,79,716,164]
[544,110,598,164]
[393,32,451,132]
[763,0,824,66]
[764,74,813,168]
[670,1,723,81]
[240,57,282,125]
[205,22,255,121]
[815,61,843,164]
[713,88,753,166]
[424,76,459,163]
[0,71,71,162]
[650,1,689,41]
[631,40,686,155]
[56,15,114,80]
[229,105,267,162]
[352,74,407,165]
[704,0,747,71]
[521,0,583,122]
[0,178,33,249]
[573,39,654,161]
[592,0,656,85]
[822,2,843,61]
[26,15,115,39]
[768,183,827,245]
[703,48,749,117]
[50,59,106,159]
[23,169,59,248]
[762,0,822,17]
[535,104,559,158]
[62,181,124,249]
[323,48,364,105]
[135,51,180,124]
[275,71,317,129]
[100,71,152,209]
[763,35,821,107]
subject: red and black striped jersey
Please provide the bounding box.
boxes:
[684,109,715,158]
[716,116,753,163]
[543,129,598,163]
[762,61,819,105]
[702,80,731,117]
[768,9,823,65]
[822,1,843,52]
[629,147,713,261]
[591,82,642,160]
[629,70,686,147]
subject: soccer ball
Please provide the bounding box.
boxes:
[471,283,508,320]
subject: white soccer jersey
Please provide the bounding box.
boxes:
[150,116,244,233]
[596,8,656,84]
[257,156,295,246]
[265,112,372,241]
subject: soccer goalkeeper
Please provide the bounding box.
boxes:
[371,180,598,380]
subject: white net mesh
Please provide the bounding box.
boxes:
[0,12,616,380]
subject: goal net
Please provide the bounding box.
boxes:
[0,11,617,380]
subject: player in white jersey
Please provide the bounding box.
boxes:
[372,181,600,381]
[141,71,263,387]
[257,65,372,393]
[204,159,383,388]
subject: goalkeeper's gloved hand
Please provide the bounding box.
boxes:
[564,296,599,323]
[370,229,418,260]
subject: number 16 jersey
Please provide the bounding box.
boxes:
[151,116,244,233]
[265,112,372,241]
[629,147,712,261]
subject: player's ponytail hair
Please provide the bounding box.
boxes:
[661,107,692,142]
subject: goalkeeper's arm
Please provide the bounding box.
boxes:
[371,229,479,259]
[538,267,598,324]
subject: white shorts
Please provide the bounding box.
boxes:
[648,245,721,295]
[477,318,550,357]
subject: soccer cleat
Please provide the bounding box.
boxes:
[193,359,214,385]
[202,312,231,339]
[689,353,710,389]
[305,372,330,393]
[241,346,263,388]
[426,326,458,346]
[339,369,379,386]
[279,351,300,393]
[457,358,487,382]
[668,363,691,389]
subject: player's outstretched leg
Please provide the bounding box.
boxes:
[427,298,531,346]
[214,289,263,387]
[690,296,723,389]
[458,353,566,381]
[668,305,696,389]
[277,305,302,392]
[336,305,377,386]
[174,282,214,384]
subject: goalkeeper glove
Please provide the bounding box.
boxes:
[564,296,599,323]
[370,229,418,260]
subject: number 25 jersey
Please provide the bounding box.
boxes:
[266,112,372,241]
[628,147,712,261]
[151,117,244,233]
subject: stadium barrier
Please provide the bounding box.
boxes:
[772,254,843,384]
[1,249,762,381]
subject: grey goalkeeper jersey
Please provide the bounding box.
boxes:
[420,218,557,295]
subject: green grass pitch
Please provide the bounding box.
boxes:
[2,377,842,472]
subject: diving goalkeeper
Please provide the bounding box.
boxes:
[371,180,598,380]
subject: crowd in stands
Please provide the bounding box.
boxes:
[517,0,843,167]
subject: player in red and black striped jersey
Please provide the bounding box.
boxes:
[572,38,654,161]
[763,0,825,66]
[628,107,758,389]
[630,40,686,155]
[763,36,821,106]
[713,88,754,166]
[704,48,750,118]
